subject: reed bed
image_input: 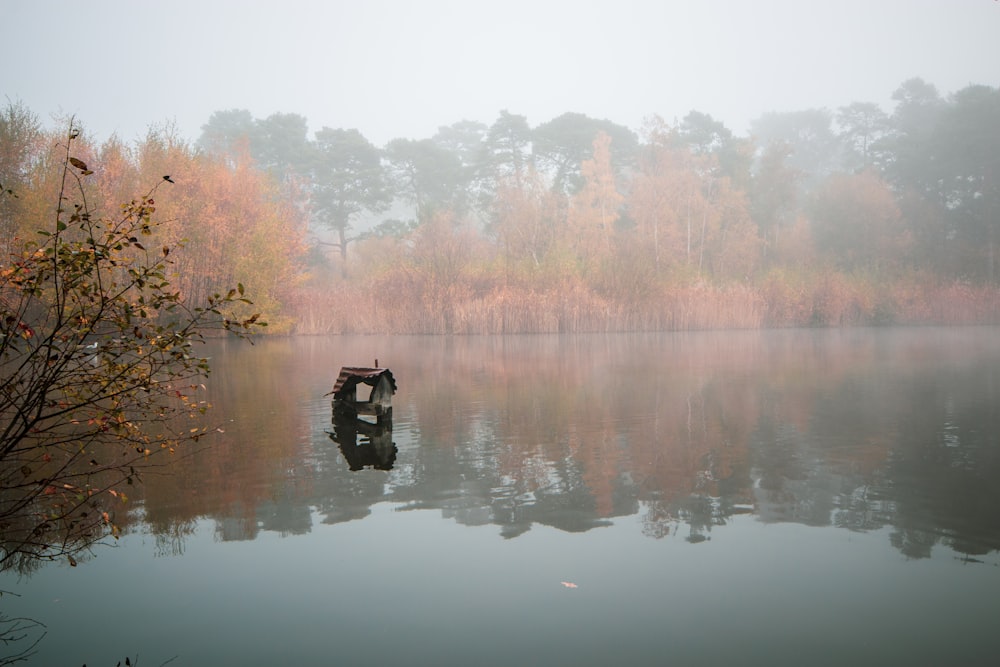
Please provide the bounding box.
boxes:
[289,271,1000,335]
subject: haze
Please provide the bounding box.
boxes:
[4,0,998,144]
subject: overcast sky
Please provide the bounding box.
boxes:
[3,0,998,146]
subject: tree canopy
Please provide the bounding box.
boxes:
[5,77,1000,337]
[1,124,265,572]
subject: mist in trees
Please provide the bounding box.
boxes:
[5,77,1000,335]
[1,123,266,574]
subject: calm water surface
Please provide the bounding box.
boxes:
[3,328,1000,666]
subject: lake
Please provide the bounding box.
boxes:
[2,328,1000,666]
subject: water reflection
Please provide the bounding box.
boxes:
[329,414,397,471]
[104,329,1000,560]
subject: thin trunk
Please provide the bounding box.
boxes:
[685,188,692,263]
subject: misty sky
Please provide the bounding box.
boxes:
[3,0,998,146]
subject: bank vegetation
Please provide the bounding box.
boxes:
[3,78,999,335]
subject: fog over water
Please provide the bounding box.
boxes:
[3,330,1000,666]
[4,0,999,143]
[4,2,1000,664]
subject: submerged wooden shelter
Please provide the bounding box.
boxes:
[329,416,397,471]
[328,365,397,422]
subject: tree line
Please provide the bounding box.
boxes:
[3,77,1000,334]
[1,122,263,573]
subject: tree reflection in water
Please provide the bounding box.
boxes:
[24,329,1000,562]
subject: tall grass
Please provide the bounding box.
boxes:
[288,273,1000,335]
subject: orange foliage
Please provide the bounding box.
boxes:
[125,132,307,332]
[492,168,564,272]
[627,140,697,273]
[6,108,997,336]
[809,170,911,272]
[566,132,623,268]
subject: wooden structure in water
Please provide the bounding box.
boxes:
[328,364,397,424]
[329,417,397,471]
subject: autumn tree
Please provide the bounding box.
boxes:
[491,168,563,275]
[0,124,263,573]
[566,132,623,272]
[0,102,44,257]
[628,120,703,276]
[660,114,760,280]
[163,149,306,332]
[808,170,910,273]
[355,210,493,334]
[701,179,760,281]
[112,126,305,332]
[92,135,141,215]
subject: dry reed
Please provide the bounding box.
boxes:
[288,269,1000,335]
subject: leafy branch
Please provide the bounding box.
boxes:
[1,121,264,573]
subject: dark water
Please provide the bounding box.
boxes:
[3,328,1000,666]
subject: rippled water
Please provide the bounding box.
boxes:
[3,328,1000,666]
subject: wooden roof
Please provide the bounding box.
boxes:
[329,367,397,398]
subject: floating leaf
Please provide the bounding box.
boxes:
[560,581,578,589]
